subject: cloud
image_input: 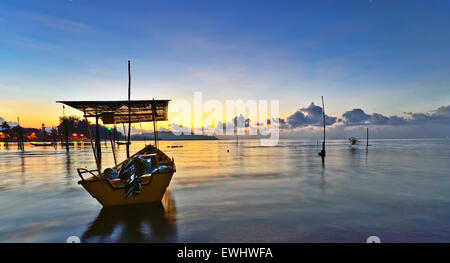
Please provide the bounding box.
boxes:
[5,37,61,52]
[435,105,450,116]
[0,117,18,128]
[287,102,337,128]
[268,117,288,129]
[280,104,450,139]
[341,105,450,127]
[405,108,450,125]
[233,114,250,128]
[286,104,450,135]
[341,109,408,126]
[341,109,370,125]
[0,9,90,33]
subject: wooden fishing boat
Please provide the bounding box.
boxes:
[30,142,55,147]
[58,99,175,207]
[77,144,175,206]
[349,137,359,145]
[116,141,131,145]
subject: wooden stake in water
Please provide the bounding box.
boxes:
[366,127,369,148]
[63,105,69,152]
[318,96,326,157]
[17,117,24,151]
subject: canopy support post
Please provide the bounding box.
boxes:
[104,130,108,148]
[95,114,102,169]
[113,125,117,145]
[152,100,158,149]
[83,107,101,175]
[109,129,118,171]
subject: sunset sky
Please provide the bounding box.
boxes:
[1,0,449,137]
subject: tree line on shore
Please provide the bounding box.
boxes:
[0,116,126,142]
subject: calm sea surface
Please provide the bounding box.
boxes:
[0,139,449,242]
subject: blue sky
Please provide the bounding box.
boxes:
[1,0,449,131]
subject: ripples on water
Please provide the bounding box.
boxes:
[0,139,449,242]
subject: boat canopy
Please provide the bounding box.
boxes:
[57,100,170,124]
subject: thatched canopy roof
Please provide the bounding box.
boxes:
[57,100,170,124]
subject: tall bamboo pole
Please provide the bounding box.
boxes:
[322,96,325,146]
[127,60,131,158]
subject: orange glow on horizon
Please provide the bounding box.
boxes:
[1,98,302,132]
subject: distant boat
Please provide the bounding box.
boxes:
[349,137,359,145]
[116,141,131,145]
[31,142,55,147]
[61,141,85,146]
[167,145,183,148]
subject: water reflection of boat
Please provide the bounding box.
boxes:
[82,192,177,243]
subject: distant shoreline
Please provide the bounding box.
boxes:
[3,137,448,144]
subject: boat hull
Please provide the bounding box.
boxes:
[80,171,174,207]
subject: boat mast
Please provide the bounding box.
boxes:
[127,60,131,158]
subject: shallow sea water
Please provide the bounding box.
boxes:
[0,139,449,242]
